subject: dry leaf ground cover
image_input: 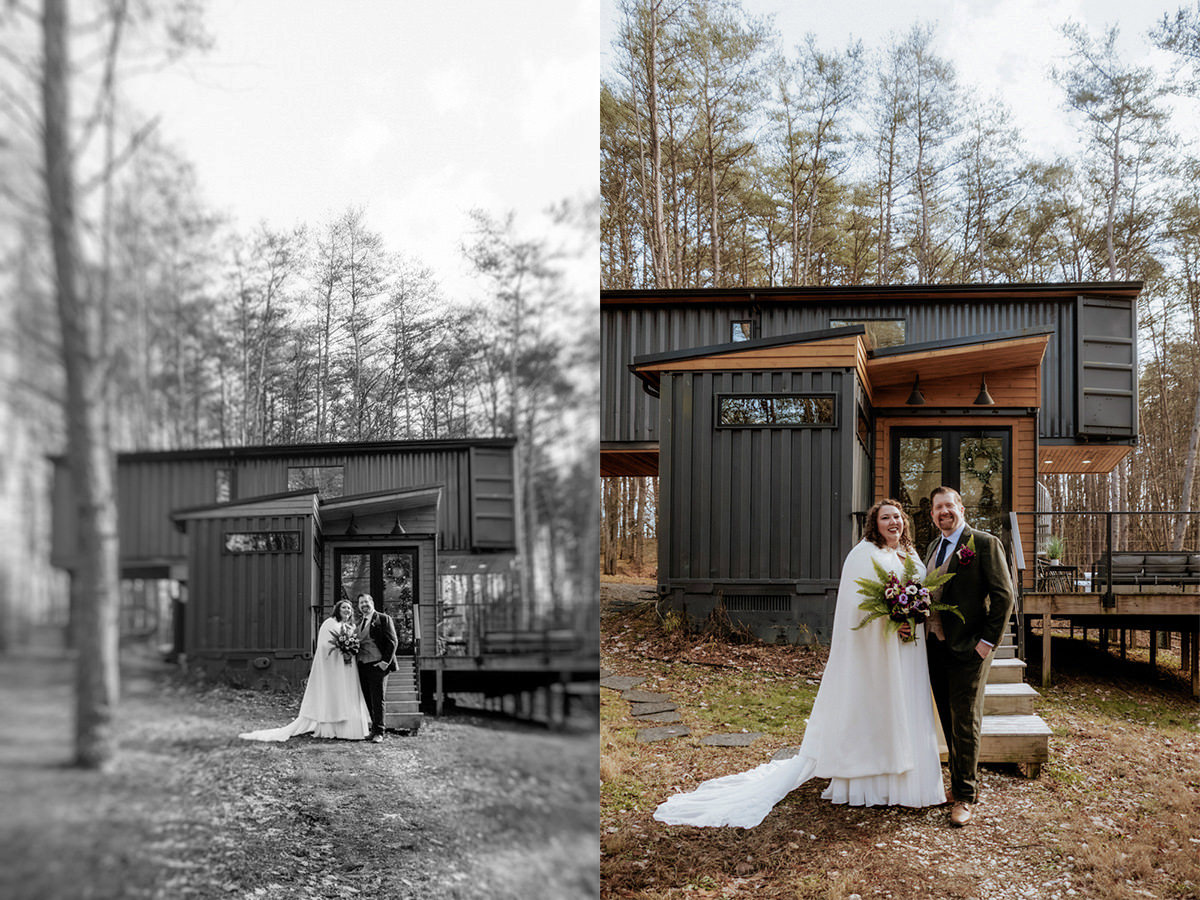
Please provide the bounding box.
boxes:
[0,644,599,900]
[601,584,1200,900]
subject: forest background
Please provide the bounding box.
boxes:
[600,0,1200,573]
[0,1,600,656]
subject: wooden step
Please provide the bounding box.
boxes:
[987,658,1025,683]
[936,713,1051,766]
[383,658,423,733]
[983,682,1038,715]
[978,714,1051,764]
[993,644,1017,659]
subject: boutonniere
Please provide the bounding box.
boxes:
[956,535,977,566]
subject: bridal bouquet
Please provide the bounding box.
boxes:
[330,623,361,664]
[852,554,962,643]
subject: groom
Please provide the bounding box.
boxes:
[924,486,1014,828]
[355,593,398,743]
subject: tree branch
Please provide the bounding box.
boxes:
[77,114,159,196]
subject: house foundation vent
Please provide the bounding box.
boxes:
[721,594,792,612]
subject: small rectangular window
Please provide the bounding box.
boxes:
[730,320,754,342]
[224,532,302,553]
[830,318,905,349]
[717,393,836,427]
[214,468,233,503]
[287,465,344,498]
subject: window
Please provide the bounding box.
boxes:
[829,318,905,349]
[214,468,233,503]
[717,393,836,427]
[287,465,344,498]
[730,320,754,342]
[224,532,302,553]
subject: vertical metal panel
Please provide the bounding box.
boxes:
[659,368,850,585]
[186,510,313,655]
[1076,296,1137,436]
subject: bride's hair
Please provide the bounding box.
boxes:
[331,599,354,620]
[863,498,916,552]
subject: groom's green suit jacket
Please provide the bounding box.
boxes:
[924,526,1015,661]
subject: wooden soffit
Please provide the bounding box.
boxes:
[1039,443,1133,475]
[601,443,659,477]
[865,331,1052,389]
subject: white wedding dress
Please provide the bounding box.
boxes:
[653,540,945,828]
[239,617,372,742]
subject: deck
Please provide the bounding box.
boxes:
[1020,590,1200,696]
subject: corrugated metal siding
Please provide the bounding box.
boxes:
[660,369,853,585]
[603,297,1093,443]
[52,444,517,570]
[186,512,314,655]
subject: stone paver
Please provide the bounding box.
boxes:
[600,675,644,691]
[772,745,801,761]
[635,710,682,724]
[621,689,670,703]
[629,700,677,716]
[700,732,765,747]
[600,667,613,679]
[636,725,690,743]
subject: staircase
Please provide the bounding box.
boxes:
[383,655,424,734]
[939,624,1051,776]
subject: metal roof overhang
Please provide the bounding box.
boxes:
[319,485,442,524]
[864,328,1053,388]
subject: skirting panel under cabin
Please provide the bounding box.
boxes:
[664,582,840,645]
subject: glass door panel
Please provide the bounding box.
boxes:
[381,552,415,653]
[334,548,419,654]
[890,428,1011,550]
[896,436,944,551]
[959,436,1006,538]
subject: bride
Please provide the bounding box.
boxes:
[653,499,945,828]
[239,598,372,742]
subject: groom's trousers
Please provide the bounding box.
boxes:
[926,636,992,803]
[358,663,389,735]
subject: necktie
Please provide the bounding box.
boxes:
[936,538,951,567]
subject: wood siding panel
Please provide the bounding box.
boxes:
[871,366,1040,407]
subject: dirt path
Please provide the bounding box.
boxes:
[0,646,599,900]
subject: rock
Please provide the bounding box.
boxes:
[771,745,802,761]
[622,689,671,703]
[636,725,690,743]
[600,675,644,691]
[635,711,682,724]
[630,701,677,716]
[700,732,765,747]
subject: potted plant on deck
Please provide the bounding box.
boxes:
[1044,535,1065,566]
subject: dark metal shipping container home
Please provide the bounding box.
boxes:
[602,283,1142,641]
[51,439,592,727]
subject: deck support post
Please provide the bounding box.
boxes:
[1100,628,1109,652]
[1041,613,1051,688]
[1150,630,1157,673]
[435,668,444,715]
[1183,631,1191,674]
[1119,628,1126,660]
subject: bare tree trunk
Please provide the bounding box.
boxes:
[42,0,121,770]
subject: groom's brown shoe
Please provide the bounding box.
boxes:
[949,801,972,827]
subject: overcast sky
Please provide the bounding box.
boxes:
[131,0,599,301]
[601,0,1198,162]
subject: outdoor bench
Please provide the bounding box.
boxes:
[1090,551,1200,589]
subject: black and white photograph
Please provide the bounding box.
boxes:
[600,0,1200,897]
[0,2,599,898]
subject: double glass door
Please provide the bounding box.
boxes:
[890,428,1011,552]
[335,548,417,653]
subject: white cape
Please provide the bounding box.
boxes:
[239,617,372,742]
[653,540,944,828]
